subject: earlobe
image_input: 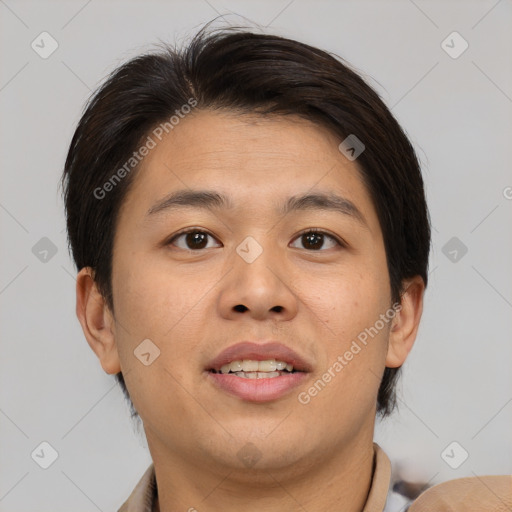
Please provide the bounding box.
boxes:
[76,267,121,375]
[385,276,425,368]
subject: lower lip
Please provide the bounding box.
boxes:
[207,372,309,402]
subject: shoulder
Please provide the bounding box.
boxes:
[118,463,157,512]
[408,474,511,511]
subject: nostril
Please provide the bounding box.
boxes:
[232,304,284,313]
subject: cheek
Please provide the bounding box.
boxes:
[297,277,391,429]
[298,265,389,341]
[111,253,229,387]
[112,253,208,339]
[110,256,215,418]
[294,260,391,398]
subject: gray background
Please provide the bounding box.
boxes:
[1,0,511,510]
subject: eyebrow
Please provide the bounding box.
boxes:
[281,192,367,227]
[146,189,368,227]
[147,190,231,216]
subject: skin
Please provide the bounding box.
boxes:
[76,110,424,512]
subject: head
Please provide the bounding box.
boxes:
[62,27,430,471]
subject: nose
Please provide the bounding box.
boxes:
[216,243,299,322]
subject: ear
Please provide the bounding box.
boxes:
[76,267,121,374]
[385,276,425,368]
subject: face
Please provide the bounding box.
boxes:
[98,110,398,475]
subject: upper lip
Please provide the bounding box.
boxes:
[207,341,312,372]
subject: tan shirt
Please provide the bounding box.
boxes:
[117,443,511,511]
[408,474,512,511]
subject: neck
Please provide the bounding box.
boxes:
[149,433,376,512]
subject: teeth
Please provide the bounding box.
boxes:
[234,371,283,379]
[241,360,259,372]
[258,359,277,372]
[260,371,280,378]
[220,363,231,374]
[230,361,243,372]
[219,359,294,374]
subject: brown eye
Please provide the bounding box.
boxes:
[169,230,221,250]
[290,230,340,251]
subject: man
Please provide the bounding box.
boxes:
[61,26,509,512]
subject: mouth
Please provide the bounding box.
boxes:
[209,358,298,379]
[206,341,311,402]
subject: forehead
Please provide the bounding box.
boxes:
[145,110,341,170]
[119,109,379,232]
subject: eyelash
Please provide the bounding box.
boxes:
[166,227,345,251]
